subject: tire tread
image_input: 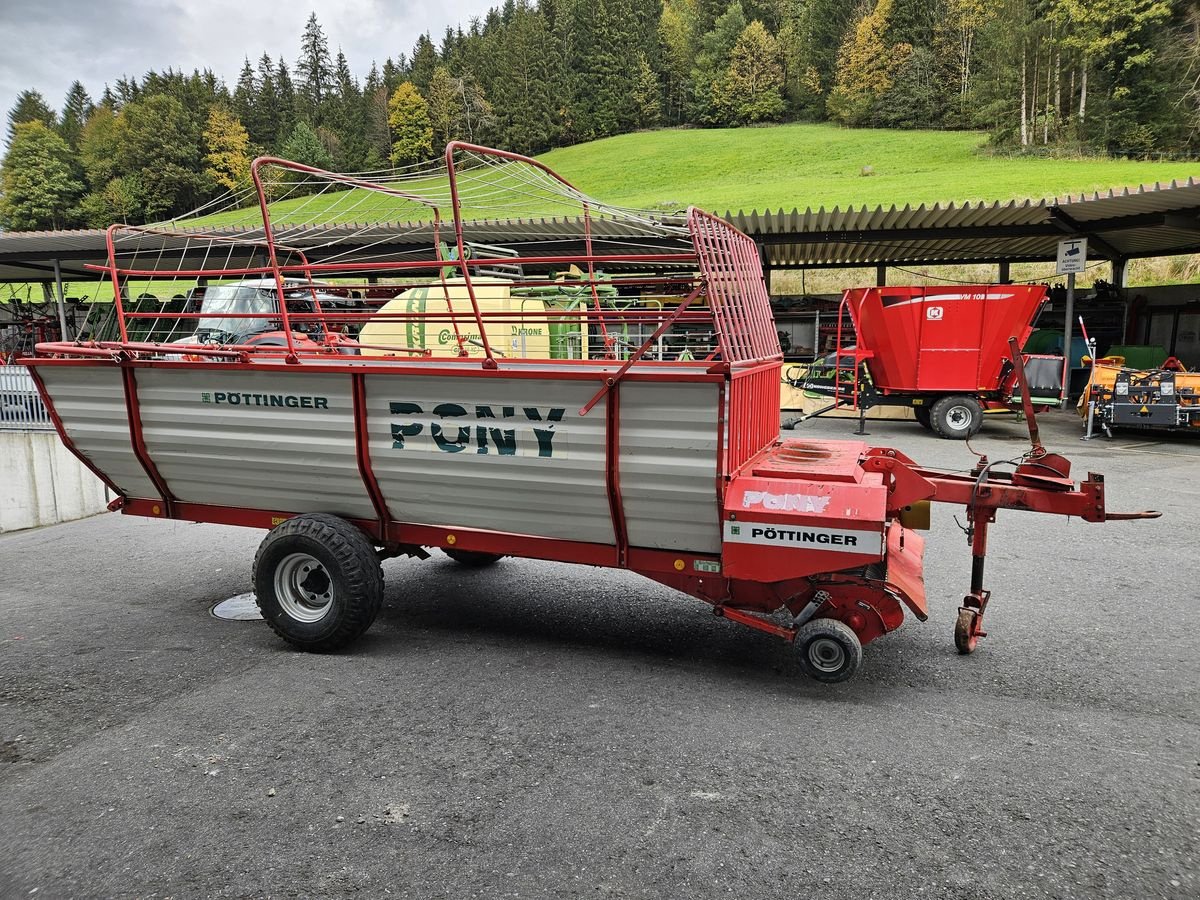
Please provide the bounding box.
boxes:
[253,513,383,652]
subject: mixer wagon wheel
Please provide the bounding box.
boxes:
[795,618,863,683]
[930,395,984,440]
[253,514,384,652]
[913,406,933,430]
[443,549,504,567]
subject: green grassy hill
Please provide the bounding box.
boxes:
[190,124,1198,229]
[541,125,1197,213]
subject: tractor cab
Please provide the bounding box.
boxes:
[172,279,360,352]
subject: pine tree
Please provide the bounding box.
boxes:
[7,90,57,142]
[275,57,297,140]
[253,54,282,151]
[296,12,334,123]
[329,48,369,169]
[409,35,439,91]
[0,121,82,230]
[233,58,259,140]
[387,83,434,165]
[280,120,333,170]
[58,82,94,149]
[493,1,564,153]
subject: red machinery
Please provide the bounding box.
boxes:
[789,285,1061,439]
[24,145,1156,682]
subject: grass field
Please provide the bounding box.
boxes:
[540,125,1198,213]
[188,123,1199,228]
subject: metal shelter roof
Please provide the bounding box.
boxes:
[1,177,1198,284]
[728,177,1200,270]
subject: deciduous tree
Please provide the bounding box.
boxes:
[387,82,433,166]
[203,107,252,190]
[0,121,82,230]
[712,20,785,124]
[827,0,913,126]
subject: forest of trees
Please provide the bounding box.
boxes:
[1,0,1196,231]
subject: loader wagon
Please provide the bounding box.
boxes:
[24,144,1156,682]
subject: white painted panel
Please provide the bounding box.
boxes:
[36,366,159,499]
[364,375,614,544]
[136,369,375,519]
[619,381,721,553]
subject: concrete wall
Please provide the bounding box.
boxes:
[0,432,109,533]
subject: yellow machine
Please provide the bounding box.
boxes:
[1079,355,1199,433]
[358,277,588,360]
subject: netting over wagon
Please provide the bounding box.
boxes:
[85,143,780,369]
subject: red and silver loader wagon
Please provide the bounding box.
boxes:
[23,144,1157,682]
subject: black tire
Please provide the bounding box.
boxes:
[443,548,504,567]
[795,618,864,683]
[930,394,984,440]
[913,406,933,430]
[253,513,383,652]
[954,608,980,655]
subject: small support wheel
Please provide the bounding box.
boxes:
[930,395,984,440]
[253,513,383,652]
[795,618,864,683]
[443,548,504,567]
[954,607,983,655]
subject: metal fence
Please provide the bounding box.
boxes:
[0,365,53,431]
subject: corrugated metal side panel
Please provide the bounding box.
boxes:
[136,369,376,519]
[364,375,614,544]
[36,365,159,499]
[619,382,721,553]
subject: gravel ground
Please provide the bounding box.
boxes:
[1,411,1197,899]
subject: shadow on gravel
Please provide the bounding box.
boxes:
[354,555,926,696]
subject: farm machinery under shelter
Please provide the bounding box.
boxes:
[23,144,1158,682]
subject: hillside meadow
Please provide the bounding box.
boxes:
[4,124,1197,302]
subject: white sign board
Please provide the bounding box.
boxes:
[1056,238,1088,275]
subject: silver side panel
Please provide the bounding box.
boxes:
[619,382,721,553]
[364,375,615,544]
[36,366,159,499]
[39,364,722,554]
[135,370,376,519]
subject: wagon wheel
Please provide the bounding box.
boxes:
[443,548,504,567]
[795,618,863,683]
[913,406,933,430]
[954,607,983,654]
[253,513,383,652]
[930,395,984,440]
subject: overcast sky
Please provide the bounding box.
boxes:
[0,0,490,127]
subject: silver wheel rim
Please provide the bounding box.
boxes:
[807,636,846,673]
[274,552,334,623]
[946,405,973,431]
